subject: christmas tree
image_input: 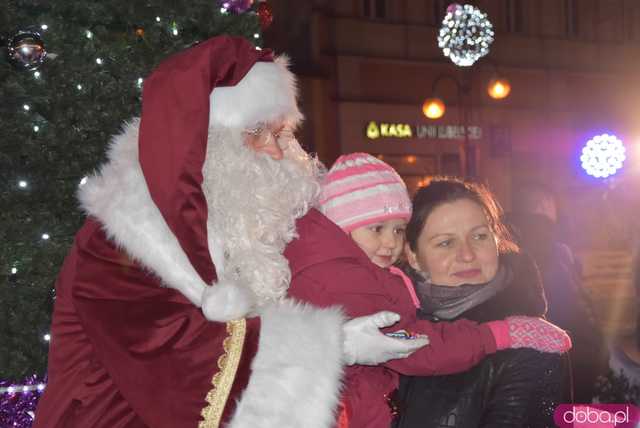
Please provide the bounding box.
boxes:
[1,0,269,424]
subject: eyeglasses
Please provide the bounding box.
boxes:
[243,124,297,151]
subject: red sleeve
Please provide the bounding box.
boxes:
[288,260,497,376]
[66,223,257,428]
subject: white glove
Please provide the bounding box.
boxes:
[342,311,429,366]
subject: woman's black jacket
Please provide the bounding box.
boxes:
[393,253,568,428]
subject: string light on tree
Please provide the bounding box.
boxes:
[18,180,28,188]
[0,377,47,395]
[580,133,626,178]
[438,3,494,67]
[41,233,50,240]
[85,30,93,39]
[170,21,179,36]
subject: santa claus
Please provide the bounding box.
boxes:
[33,36,428,428]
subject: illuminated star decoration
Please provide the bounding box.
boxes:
[580,133,626,178]
[438,3,494,67]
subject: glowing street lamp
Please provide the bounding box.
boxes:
[487,78,511,99]
[422,98,445,119]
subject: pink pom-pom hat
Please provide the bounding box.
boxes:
[319,153,412,233]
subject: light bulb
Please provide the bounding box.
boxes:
[422,98,445,119]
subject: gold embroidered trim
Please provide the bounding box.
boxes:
[199,318,247,428]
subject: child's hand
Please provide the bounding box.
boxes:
[342,311,430,365]
[486,316,572,354]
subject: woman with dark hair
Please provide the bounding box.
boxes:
[394,177,568,428]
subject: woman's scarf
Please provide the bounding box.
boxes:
[416,263,513,320]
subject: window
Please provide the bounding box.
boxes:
[566,0,578,38]
[432,0,448,26]
[363,0,386,19]
[506,0,525,33]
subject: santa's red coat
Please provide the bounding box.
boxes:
[33,219,260,427]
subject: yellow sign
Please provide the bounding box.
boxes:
[366,121,380,139]
[366,121,412,139]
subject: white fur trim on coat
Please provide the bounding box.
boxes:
[78,120,251,320]
[201,279,254,322]
[228,300,345,428]
[209,56,303,129]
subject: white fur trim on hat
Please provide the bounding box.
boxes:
[209,56,303,129]
[78,121,254,321]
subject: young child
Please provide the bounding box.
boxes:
[285,152,571,428]
[318,152,421,307]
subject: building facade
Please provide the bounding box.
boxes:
[266,0,640,251]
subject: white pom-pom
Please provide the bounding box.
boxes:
[201,280,255,322]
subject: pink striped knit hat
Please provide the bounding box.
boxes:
[319,153,412,232]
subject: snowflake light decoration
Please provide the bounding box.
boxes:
[580,134,626,178]
[438,3,494,67]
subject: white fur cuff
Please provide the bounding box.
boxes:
[228,300,345,428]
[201,280,255,322]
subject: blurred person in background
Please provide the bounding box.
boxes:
[598,243,640,404]
[507,182,609,403]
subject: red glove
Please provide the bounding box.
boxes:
[486,316,572,354]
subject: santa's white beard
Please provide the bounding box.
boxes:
[202,127,325,306]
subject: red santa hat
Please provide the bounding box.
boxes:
[137,36,303,319]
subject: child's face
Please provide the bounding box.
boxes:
[350,219,408,268]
